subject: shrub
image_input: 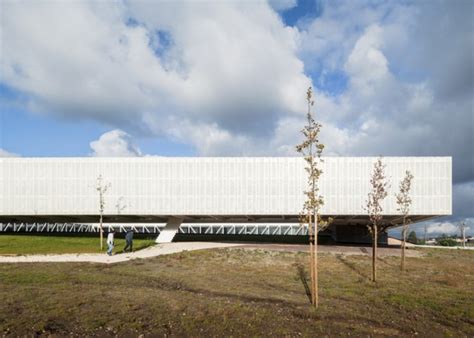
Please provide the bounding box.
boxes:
[407,230,418,244]
[436,237,457,247]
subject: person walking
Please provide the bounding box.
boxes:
[106,229,115,256]
[123,229,134,253]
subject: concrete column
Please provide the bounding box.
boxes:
[156,218,183,243]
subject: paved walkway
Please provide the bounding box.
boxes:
[413,244,474,250]
[9,240,469,265]
[0,242,242,264]
[0,242,430,264]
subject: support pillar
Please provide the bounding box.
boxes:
[156,218,183,243]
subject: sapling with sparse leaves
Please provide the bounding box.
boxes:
[459,221,467,248]
[365,157,390,282]
[296,87,331,307]
[396,170,414,271]
[116,196,127,215]
[96,174,111,250]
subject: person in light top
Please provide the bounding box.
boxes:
[106,229,115,256]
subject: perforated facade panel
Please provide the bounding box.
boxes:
[0,157,451,217]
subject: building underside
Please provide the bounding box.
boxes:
[0,214,437,244]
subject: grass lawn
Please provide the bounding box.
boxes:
[0,234,156,255]
[0,246,473,336]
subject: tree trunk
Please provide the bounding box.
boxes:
[308,213,315,306]
[372,224,377,282]
[309,240,315,305]
[401,219,406,271]
[99,213,103,251]
[462,225,466,248]
[313,213,318,307]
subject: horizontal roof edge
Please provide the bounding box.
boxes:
[1,156,453,160]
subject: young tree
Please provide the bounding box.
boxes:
[396,170,414,271]
[459,221,467,248]
[96,175,111,250]
[115,196,127,215]
[423,223,427,245]
[296,87,330,307]
[365,157,390,282]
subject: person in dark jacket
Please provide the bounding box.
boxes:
[123,229,134,253]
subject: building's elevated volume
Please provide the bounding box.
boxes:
[0,157,451,243]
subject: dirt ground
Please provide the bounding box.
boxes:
[0,246,472,336]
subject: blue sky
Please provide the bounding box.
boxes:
[0,0,349,158]
[1,0,473,236]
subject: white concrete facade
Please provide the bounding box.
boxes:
[0,157,451,224]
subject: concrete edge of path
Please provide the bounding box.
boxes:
[0,242,242,264]
[411,244,474,250]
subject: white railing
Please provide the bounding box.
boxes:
[0,222,308,236]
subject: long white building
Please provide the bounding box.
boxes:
[0,157,451,242]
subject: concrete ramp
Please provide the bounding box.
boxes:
[156,218,183,243]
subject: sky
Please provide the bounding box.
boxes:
[1,0,473,236]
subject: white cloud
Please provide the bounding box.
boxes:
[298,1,397,73]
[1,0,310,151]
[90,130,142,157]
[296,1,473,185]
[0,148,19,157]
[344,24,390,97]
[268,0,298,12]
[426,222,469,235]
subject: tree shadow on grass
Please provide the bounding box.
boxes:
[295,263,312,304]
[71,271,307,308]
[378,256,397,267]
[336,255,370,281]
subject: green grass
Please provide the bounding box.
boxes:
[0,245,473,336]
[0,234,156,255]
